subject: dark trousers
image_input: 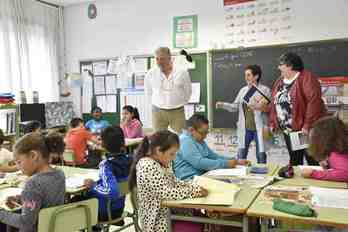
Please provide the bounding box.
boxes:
[283,133,318,166]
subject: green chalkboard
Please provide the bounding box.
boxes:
[211,39,348,128]
[189,53,208,119]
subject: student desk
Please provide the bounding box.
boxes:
[162,164,280,232]
[247,188,348,231]
[163,186,260,232]
[274,166,348,189]
[125,138,143,153]
[55,166,99,194]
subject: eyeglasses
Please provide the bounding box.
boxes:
[195,128,210,135]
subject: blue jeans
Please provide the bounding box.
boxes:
[238,129,267,163]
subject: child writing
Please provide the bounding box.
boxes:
[82,125,132,224]
[120,105,144,138]
[301,116,348,182]
[0,132,66,232]
[0,129,17,172]
[65,117,100,167]
[129,130,208,232]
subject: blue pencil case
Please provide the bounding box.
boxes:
[250,166,268,174]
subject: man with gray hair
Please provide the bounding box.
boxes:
[145,47,192,133]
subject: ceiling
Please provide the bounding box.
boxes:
[41,0,93,7]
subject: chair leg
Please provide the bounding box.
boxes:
[132,215,141,232]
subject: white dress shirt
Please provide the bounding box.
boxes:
[145,67,192,109]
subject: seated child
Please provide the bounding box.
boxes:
[83,125,132,222]
[23,120,42,134]
[129,130,208,232]
[65,118,99,167]
[301,116,348,182]
[0,132,65,232]
[120,105,144,138]
[174,114,249,180]
[85,106,110,135]
[0,129,17,172]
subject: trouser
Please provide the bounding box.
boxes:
[283,133,318,166]
[152,106,185,134]
[238,129,267,163]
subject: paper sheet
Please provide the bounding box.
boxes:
[66,173,99,189]
[298,165,323,171]
[107,59,118,74]
[188,83,200,103]
[289,131,309,151]
[205,166,248,177]
[82,69,93,113]
[93,61,107,75]
[134,58,148,73]
[96,95,107,112]
[0,187,23,210]
[105,95,117,112]
[94,76,105,95]
[184,104,195,120]
[173,176,240,205]
[310,187,348,209]
[105,75,117,94]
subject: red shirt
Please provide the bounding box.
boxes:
[65,128,93,165]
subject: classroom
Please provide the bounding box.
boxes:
[0,0,348,231]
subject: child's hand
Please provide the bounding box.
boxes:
[199,187,209,197]
[238,159,251,166]
[84,179,95,189]
[227,159,238,168]
[301,168,313,178]
[215,102,224,109]
[5,196,21,209]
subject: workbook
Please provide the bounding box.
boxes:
[243,85,271,105]
[167,176,240,205]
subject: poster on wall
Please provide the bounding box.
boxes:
[173,15,198,48]
[223,0,294,47]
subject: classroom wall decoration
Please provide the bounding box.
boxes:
[45,102,76,128]
[173,15,198,48]
[224,0,294,47]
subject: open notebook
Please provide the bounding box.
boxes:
[167,176,240,206]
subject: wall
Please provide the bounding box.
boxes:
[64,0,348,73]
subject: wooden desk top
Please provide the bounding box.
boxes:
[274,167,348,189]
[247,188,348,228]
[163,186,260,214]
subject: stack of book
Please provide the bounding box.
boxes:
[0,93,15,107]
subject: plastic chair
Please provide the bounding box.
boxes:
[98,181,141,232]
[38,198,98,232]
[63,148,76,166]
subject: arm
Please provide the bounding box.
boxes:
[301,72,326,130]
[310,169,348,182]
[126,120,143,138]
[0,180,42,230]
[142,163,202,200]
[89,162,120,199]
[0,164,18,172]
[180,139,229,171]
[182,70,192,103]
[217,102,238,112]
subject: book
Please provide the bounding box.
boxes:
[166,176,240,206]
[289,131,309,151]
[243,85,271,105]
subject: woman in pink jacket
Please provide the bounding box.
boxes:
[120,105,144,138]
[301,116,348,182]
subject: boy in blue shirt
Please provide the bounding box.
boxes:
[85,106,110,135]
[83,125,132,226]
[174,114,248,180]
